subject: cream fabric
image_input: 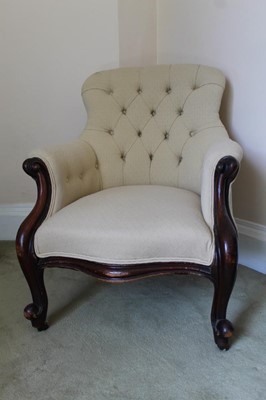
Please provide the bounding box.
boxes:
[80,64,226,193]
[30,140,101,216]
[29,64,243,265]
[35,186,214,265]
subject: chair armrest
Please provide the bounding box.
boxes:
[29,140,101,216]
[201,139,243,230]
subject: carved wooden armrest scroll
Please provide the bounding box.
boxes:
[16,158,52,264]
[213,155,240,269]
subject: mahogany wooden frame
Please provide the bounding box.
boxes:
[16,155,239,350]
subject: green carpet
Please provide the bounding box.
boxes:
[1,241,266,400]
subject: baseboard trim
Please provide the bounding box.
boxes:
[236,218,266,274]
[0,205,265,274]
[0,203,34,241]
[235,218,266,242]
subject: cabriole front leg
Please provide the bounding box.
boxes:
[19,258,49,331]
[211,156,239,350]
[211,259,237,350]
[16,158,52,331]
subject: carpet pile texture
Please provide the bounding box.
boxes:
[0,241,265,399]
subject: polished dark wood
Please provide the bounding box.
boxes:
[16,156,239,349]
[211,156,239,350]
[16,159,51,331]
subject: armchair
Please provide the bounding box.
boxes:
[16,64,243,350]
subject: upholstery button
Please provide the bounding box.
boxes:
[95,163,99,169]
[108,89,113,95]
[164,132,169,140]
[137,130,142,137]
[79,173,83,179]
[122,108,127,115]
[151,110,156,116]
[66,176,70,183]
[149,154,153,161]
[189,131,195,137]
[108,129,114,135]
[166,87,171,94]
[121,153,126,161]
[137,88,142,94]
[178,108,183,116]
[178,156,183,165]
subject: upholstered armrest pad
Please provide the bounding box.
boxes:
[201,139,243,230]
[30,140,101,216]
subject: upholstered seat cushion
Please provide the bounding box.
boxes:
[34,185,214,266]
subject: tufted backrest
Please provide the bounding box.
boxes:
[80,64,228,194]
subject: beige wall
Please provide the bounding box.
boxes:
[0,0,119,204]
[157,0,266,225]
[0,0,157,206]
[1,0,265,227]
[118,0,157,67]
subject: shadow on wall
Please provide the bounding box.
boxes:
[220,78,233,133]
[233,157,265,223]
[220,78,264,223]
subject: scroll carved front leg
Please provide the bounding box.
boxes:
[16,158,51,330]
[211,156,239,350]
[211,264,236,350]
[21,261,49,331]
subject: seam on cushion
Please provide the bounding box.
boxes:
[81,87,111,95]
[152,136,166,158]
[168,64,172,89]
[113,108,124,130]
[80,139,103,190]
[109,69,112,99]
[82,128,109,133]
[195,125,224,134]
[123,94,148,133]
[137,135,150,160]
[201,154,218,231]
[148,151,152,183]
[178,124,226,181]
[166,111,181,134]
[138,68,142,95]
[194,64,200,88]
[177,64,199,111]
[210,166,215,231]
[154,91,169,112]
[164,121,188,160]
[38,156,57,218]
[122,151,125,185]
[34,235,40,256]
[36,251,214,266]
[110,93,144,150]
[181,87,195,110]
[110,86,139,111]
[140,113,153,133]
[124,136,139,158]
[198,82,225,90]
[181,81,224,111]
[169,65,184,113]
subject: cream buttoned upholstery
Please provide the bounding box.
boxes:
[31,65,243,265]
[80,64,227,194]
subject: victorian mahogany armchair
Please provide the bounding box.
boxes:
[16,64,243,350]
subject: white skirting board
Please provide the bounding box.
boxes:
[235,218,266,274]
[0,204,265,274]
[0,204,34,241]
